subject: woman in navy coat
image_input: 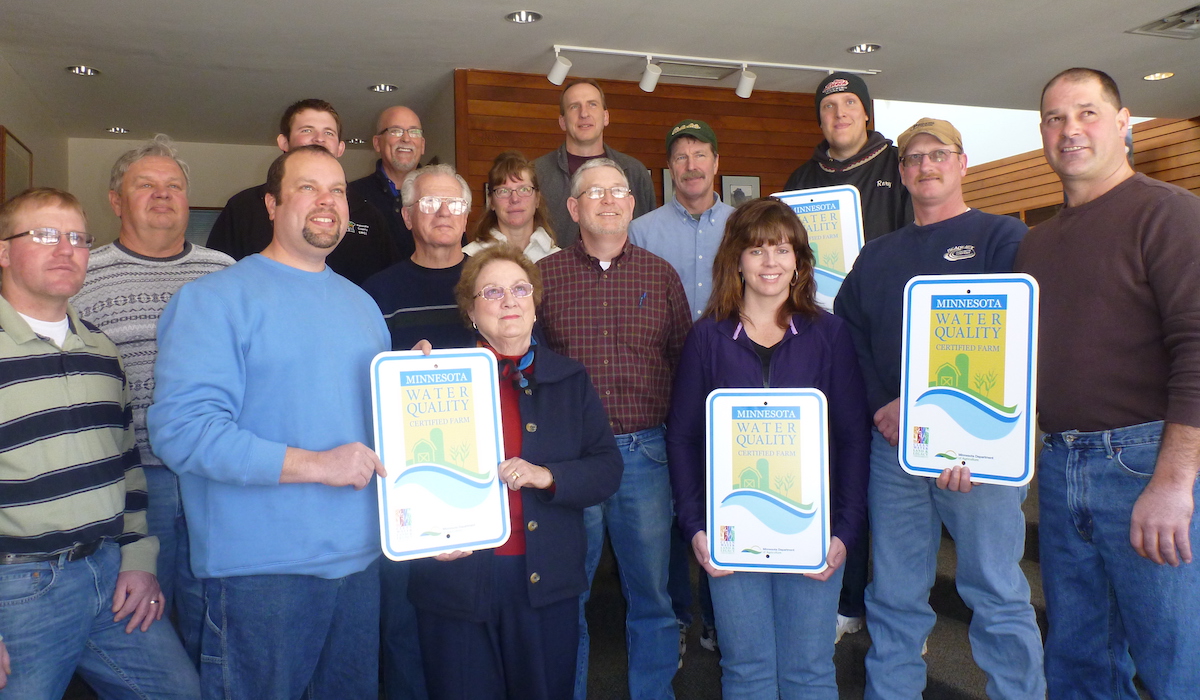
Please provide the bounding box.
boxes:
[408,245,622,700]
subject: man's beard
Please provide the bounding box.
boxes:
[303,225,341,249]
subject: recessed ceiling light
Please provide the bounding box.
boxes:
[370,84,397,93]
[1143,71,1175,81]
[66,65,100,76]
[347,138,365,145]
[505,10,542,23]
[847,43,881,54]
[106,126,128,134]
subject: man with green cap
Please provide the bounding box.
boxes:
[630,119,735,320]
[785,72,912,244]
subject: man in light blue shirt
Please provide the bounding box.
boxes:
[630,119,734,320]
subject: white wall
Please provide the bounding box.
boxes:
[69,138,379,245]
[0,54,69,193]
[423,72,456,168]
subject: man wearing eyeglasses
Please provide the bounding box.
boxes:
[206,98,399,284]
[834,118,1043,699]
[0,187,200,698]
[72,135,232,666]
[537,159,691,700]
[149,146,390,698]
[350,105,426,261]
[360,163,476,700]
[534,79,657,248]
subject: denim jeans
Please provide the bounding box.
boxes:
[143,465,205,666]
[863,431,1043,700]
[1039,421,1200,699]
[200,558,380,700]
[381,557,429,700]
[0,540,199,700]
[668,518,715,631]
[709,566,844,699]
[574,426,677,700]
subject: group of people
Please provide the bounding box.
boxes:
[0,64,1196,700]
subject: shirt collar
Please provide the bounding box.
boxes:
[668,192,722,224]
[569,238,632,270]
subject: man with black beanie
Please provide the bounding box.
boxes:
[784,72,912,244]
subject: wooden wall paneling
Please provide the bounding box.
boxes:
[454,68,823,234]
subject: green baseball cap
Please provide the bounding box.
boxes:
[666,119,718,154]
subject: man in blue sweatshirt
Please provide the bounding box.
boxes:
[834,118,1043,699]
[149,145,390,699]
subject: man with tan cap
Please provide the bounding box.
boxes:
[834,118,1044,698]
[630,119,734,320]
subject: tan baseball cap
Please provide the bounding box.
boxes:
[896,117,963,154]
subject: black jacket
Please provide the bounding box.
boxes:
[784,131,913,243]
[348,161,416,261]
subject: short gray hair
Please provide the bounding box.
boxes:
[400,163,471,208]
[569,158,627,198]
[108,134,190,192]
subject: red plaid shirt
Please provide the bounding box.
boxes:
[537,241,691,434]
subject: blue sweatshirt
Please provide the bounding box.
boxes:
[833,208,1026,414]
[148,255,389,579]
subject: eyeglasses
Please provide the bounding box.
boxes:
[415,196,469,215]
[379,127,424,139]
[4,228,94,249]
[899,149,961,168]
[578,186,631,200]
[474,282,534,301]
[492,185,536,199]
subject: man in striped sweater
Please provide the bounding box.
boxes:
[0,187,197,697]
[73,134,233,665]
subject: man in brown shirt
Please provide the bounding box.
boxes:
[1014,68,1200,699]
[537,158,691,700]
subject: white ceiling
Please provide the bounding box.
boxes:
[1,0,1197,147]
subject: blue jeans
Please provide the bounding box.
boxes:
[669,518,714,630]
[0,540,199,700]
[381,558,429,700]
[1039,421,1200,700]
[144,465,205,666]
[200,559,380,699]
[574,426,677,700]
[863,431,1043,700]
[709,566,844,700]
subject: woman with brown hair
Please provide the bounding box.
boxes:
[666,197,871,699]
[464,151,560,262]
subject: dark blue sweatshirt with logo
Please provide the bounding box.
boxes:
[833,208,1026,413]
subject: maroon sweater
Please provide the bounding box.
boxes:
[1015,173,1200,433]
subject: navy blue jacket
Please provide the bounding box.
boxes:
[408,344,622,617]
[348,161,417,262]
[667,312,871,554]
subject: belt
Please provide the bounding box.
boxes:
[0,539,102,565]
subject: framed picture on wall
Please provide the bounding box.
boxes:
[723,176,759,208]
[662,169,674,204]
[0,126,33,202]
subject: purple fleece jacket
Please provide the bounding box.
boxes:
[666,311,872,553]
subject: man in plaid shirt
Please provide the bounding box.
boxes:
[537,158,691,700]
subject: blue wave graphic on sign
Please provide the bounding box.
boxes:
[814,267,845,299]
[914,388,1021,440]
[392,464,495,508]
[720,490,816,534]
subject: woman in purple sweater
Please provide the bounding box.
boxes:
[667,197,871,699]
